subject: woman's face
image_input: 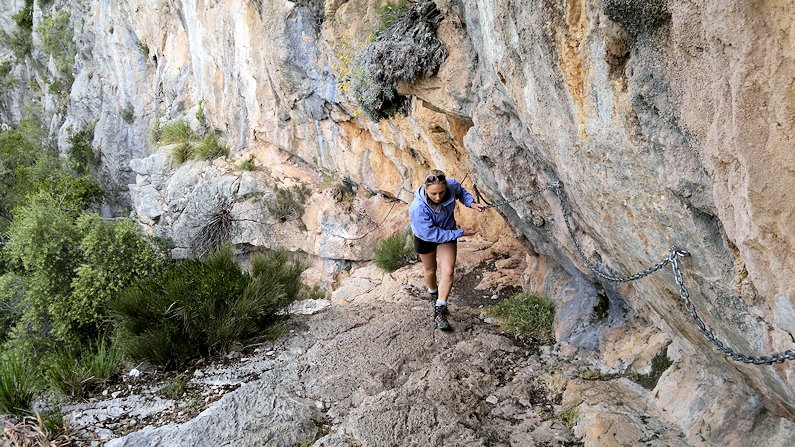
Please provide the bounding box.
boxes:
[426,183,447,204]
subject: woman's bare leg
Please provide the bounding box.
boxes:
[436,242,458,303]
[418,251,438,291]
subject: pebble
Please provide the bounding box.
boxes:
[266,351,276,356]
[128,368,141,377]
[111,391,121,398]
[102,389,108,396]
[484,317,496,324]
[486,395,499,405]
[315,401,324,409]
[491,294,499,300]
[193,369,205,378]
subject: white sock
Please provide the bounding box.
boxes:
[428,288,438,294]
[435,299,447,306]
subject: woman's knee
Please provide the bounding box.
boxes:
[439,264,454,278]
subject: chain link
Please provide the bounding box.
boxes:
[474,183,557,210]
[476,180,795,364]
[669,252,795,365]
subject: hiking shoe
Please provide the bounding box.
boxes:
[433,304,452,331]
[429,289,439,301]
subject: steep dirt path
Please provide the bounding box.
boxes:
[67,240,689,446]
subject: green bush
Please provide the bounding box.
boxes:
[158,121,196,145]
[373,229,413,272]
[69,214,167,338]
[67,120,99,175]
[556,403,578,429]
[301,283,327,300]
[266,185,311,222]
[158,121,229,164]
[0,274,26,346]
[136,40,149,56]
[0,120,50,229]
[5,205,166,347]
[195,99,206,126]
[45,338,120,398]
[13,1,33,31]
[37,10,76,89]
[375,0,408,33]
[0,351,39,416]
[82,337,120,382]
[0,60,12,79]
[487,293,556,344]
[111,245,306,369]
[6,193,84,295]
[163,376,186,399]
[42,406,68,437]
[195,133,228,160]
[122,102,135,124]
[9,0,34,57]
[44,350,91,398]
[169,141,194,165]
[238,155,257,171]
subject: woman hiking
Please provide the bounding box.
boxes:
[409,169,486,331]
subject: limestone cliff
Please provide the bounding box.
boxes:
[1,0,794,445]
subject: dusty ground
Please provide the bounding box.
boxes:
[15,239,691,446]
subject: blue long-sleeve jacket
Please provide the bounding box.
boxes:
[409,178,475,243]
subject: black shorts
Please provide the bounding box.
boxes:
[414,236,457,255]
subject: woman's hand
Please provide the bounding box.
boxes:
[462,228,477,236]
[470,203,487,212]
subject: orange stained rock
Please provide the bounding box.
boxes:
[558,0,589,140]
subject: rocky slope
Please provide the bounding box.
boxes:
[1,0,794,445]
[63,241,693,446]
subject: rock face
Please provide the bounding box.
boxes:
[2,0,794,445]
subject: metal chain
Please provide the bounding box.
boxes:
[474,183,557,210]
[552,183,675,282]
[328,200,399,241]
[477,179,795,364]
[669,251,795,365]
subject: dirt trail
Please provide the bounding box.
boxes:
[65,240,688,446]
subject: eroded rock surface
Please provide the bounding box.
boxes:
[86,242,681,447]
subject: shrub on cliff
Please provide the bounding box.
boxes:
[44,337,120,398]
[37,10,76,106]
[0,351,39,416]
[266,184,311,223]
[345,1,447,120]
[195,133,229,160]
[111,245,306,369]
[374,229,414,272]
[487,293,556,345]
[159,121,229,164]
[0,119,52,232]
[159,121,196,146]
[8,0,34,58]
